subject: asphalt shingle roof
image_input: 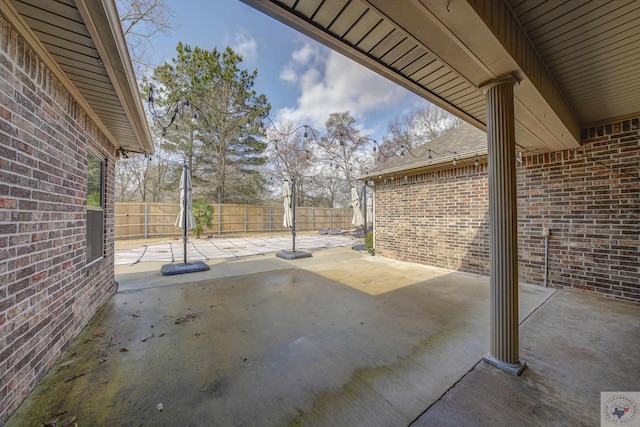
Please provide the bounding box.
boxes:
[366,124,487,177]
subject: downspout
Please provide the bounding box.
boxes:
[543,228,550,287]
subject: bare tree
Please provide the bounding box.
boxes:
[115,131,172,202]
[375,113,417,165]
[114,0,176,203]
[307,172,341,207]
[318,111,368,201]
[413,104,465,142]
[377,104,465,165]
[117,0,176,76]
[266,121,313,205]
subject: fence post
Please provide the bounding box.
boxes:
[218,203,222,235]
[244,204,247,233]
[312,207,315,230]
[269,206,272,233]
[144,203,148,239]
[330,208,333,229]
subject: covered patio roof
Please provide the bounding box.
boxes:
[241,0,640,376]
[241,0,640,153]
[2,0,154,155]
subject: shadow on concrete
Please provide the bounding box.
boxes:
[8,248,635,426]
[413,290,640,426]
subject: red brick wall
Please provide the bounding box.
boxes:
[518,120,639,301]
[374,119,639,302]
[375,164,490,274]
[0,15,117,421]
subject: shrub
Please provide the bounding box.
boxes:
[192,198,213,238]
[364,231,374,255]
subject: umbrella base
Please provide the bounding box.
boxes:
[161,261,210,276]
[276,250,312,260]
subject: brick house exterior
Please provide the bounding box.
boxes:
[0,2,152,421]
[372,119,639,302]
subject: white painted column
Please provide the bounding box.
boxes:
[481,74,525,375]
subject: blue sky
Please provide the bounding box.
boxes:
[148,0,429,142]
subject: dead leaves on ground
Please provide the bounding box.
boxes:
[174,311,202,325]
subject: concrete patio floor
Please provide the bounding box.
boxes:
[6,246,639,426]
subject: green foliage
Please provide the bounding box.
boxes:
[192,198,214,239]
[146,42,271,203]
[87,192,101,207]
[365,231,374,255]
[87,153,103,207]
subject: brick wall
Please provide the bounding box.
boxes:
[375,164,490,274]
[518,119,639,301]
[0,15,117,422]
[374,119,639,302]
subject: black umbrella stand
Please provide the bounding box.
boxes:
[161,164,210,276]
[276,176,311,260]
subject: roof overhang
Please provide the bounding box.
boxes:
[358,124,489,180]
[2,0,153,155]
[242,0,640,155]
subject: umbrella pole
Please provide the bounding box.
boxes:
[161,163,209,275]
[362,186,367,235]
[291,176,296,252]
[183,164,188,264]
[276,176,310,260]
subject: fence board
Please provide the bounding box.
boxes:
[115,203,354,239]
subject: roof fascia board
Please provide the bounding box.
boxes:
[0,0,120,149]
[363,151,487,180]
[75,0,154,154]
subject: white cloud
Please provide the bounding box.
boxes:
[279,67,297,84]
[277,42,409,133]
[230,30,258,63]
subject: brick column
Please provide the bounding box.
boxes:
[481,74,525,375]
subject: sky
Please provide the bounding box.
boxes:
[146,0,429,143]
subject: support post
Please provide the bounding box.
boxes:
[481,74,525,376]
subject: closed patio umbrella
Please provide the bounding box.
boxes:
[175,164,196,264]
[283,180,293,228]
[161,163,209,275]
[276,177,311,259]
[175,164,196,233]
[351,187,364,227]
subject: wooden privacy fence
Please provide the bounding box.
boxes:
[115,202,354,239]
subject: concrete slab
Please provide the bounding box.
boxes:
[412,290,640,426]
[115,235,356,266]
[7,248,557,427]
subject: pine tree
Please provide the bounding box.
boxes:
[146,42,270,203]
